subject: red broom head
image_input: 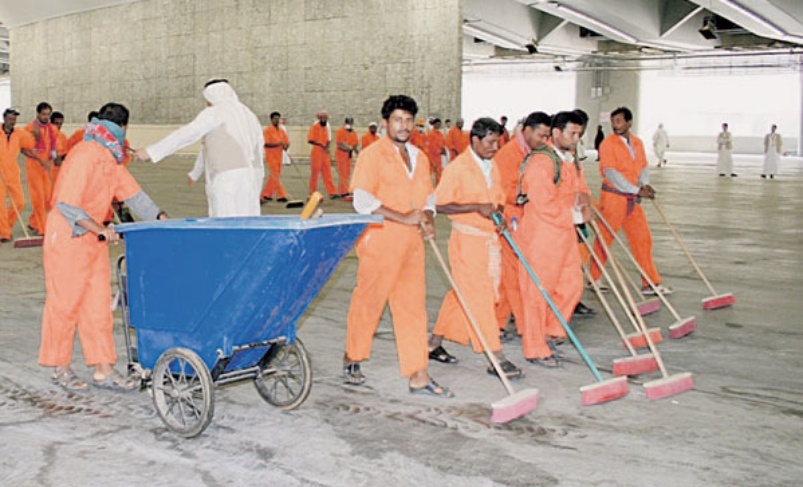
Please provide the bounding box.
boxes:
[490,388,539,423]
[624,328,663,349]
[702,293,735,310]
[612,354,659,376]
[14,237,44,248]
[644,372,694,400]
[580,377,629,405]
[636,298,661,316]
[669,316,696,339]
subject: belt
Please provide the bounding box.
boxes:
[451,220,501,301]
[601,183,640,216]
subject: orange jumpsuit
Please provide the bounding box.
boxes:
[39,140,142,367]
[345,137,433,377]
[425,129,446,184]
[51,129,68,182]
[0,128,35,240]
[361,131,379,150]
[590,134,662,287]
[67,128,85,152]
[307,123,337,196]
[335,127,358,195]
[445,126,469,160]
[517,147,590,359]
[500,128,511,146]
[25,121,58,234]
[409,130,426,150]
[492,136,528,334]
[432,150,505,353]
[261,125,289,199]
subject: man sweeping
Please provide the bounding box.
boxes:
[134,79,264,217]
[0,108,36,243]
[39,102,168,391]
[428,117,523,379]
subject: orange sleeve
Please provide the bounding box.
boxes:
[18,129,35,151]
[335,128,346,144]
[56,150,93,208]
[307,125,317,143]
[350,147,380,194]
[113,164,143,202]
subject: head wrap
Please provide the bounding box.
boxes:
[202,81,263,169]
[83,118,126,163]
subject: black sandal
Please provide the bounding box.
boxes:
[428,345,458,364]
[487,359,524,379]
[409,379,454,398]
[343,362,366,385]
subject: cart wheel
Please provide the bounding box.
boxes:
[254,338,312,410]
[152,347,214,438]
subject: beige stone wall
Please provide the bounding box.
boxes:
[10,0,462,131]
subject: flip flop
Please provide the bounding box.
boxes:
[487,359,525,379]
[52,370,89,391]
[527,356,561,368]
[428,345,458,364]
[409,379,454,398]
[343,362,366,385]
[93,370,138,391]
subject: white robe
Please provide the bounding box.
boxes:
[762,132,781,176]
[716,131,734,174]
[653,127,669,162]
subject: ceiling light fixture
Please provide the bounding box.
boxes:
[555,4,638,44]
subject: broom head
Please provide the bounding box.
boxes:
[702,293,735,310]
[490,388,539,423]
[636,297,661,316]
[580,376,629,405]
[285,199,305,209]
[644,372,694,400]
[612,354,659,376]
[623,327,663,349]
[14,236,44,248]
[668,316,696,339]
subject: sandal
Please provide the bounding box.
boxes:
[574,302,596,317]
[547,340,568,360]
[499,328,517,343]
[527,356,561,369]
[409,379,454,398]
[52,369,88,391]
[428,345,459,364]
[487,359,524,379]
[92,370,138,391]
[343,362,366,385]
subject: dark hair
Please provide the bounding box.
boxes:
[203,78,229,88]
[445,118,451,123]
[551,111,585,132]
[97,103,129,127]
[270,111,281,119]
[573,108,589,125]
[470,117,503,140]
[87,110,99,122]
[611,107,633,122]
[431,118,441,125]
[50,111,64,121]
[381,95,417,120]
[345,117,354,124]
[36,102,52,114]
[521,111,552,130]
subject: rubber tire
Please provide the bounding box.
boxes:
[152,347,214,438]
[254,338,312,411]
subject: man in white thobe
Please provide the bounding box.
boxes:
[134,79,265,217]
[652,123,669,167]
[716,123,736,177]
[762,124,782,179]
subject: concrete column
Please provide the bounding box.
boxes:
[799,70,802,155]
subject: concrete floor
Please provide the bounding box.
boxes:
[1,152,801,486]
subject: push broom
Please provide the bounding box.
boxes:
[283,155,307,209]
[603,230,694,400]
[651,200,735,310]
[609,248,661,317]
[592,208,696,339]
[493,213,628,406]
[426,233,539,424]
[577,228,658,376]
[0,170,43,248]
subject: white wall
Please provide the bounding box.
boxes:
[0,77,10,111]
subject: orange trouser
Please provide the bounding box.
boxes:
[309,148,337,196]
[25,159,53,234]
[345,223,429,377]
[590,192,661,287]
[495,215,525,334]
[261,153,287,199]
[335,150,352,195]
[433,231,502,353]
[518,226,582,359]
[39,213,116,367]
[427,155,443,186]
[0,165,25,239]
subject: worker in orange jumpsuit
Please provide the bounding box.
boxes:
[0,108,37,242]
[445,118,469,160]
[429,117,523,379]
[260,111,290,203]
[516,111,593,367]
[499,115,511,145]
[307,110,338,198]
[409,118,427,150]
[39,102,168,391]
[589,107,671,295]
[343,95,452,398]
[49,111,69,182]
[24,102,58,236]
[67,111,99,152]
[361,122,379,150]
[492,112,552,340]
[334,117,359,197]
[425,118,447,185]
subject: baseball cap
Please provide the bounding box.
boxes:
[3,108,20,117]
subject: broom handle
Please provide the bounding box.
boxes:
[0,170,33,239]
[650,200,718,296]
[607,250,644,334]
[425,237,516,396]
[577,228,638,355]
[592,206,683,321]
[493,214,604,383]
[614,245,648,299]
[591,221,670,377]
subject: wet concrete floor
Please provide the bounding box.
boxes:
[1,152,801,486]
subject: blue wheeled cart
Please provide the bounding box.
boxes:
[115,214,379,437]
